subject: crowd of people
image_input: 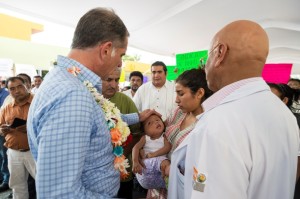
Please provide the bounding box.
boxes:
[0,7,299,199]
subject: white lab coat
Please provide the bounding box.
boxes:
[168,79,299,199]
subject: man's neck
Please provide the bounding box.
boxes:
[131,90,136,96]
[153,84,164,89]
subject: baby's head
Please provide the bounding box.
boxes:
[142,114,165,139]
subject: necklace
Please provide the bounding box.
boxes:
[68,66,130,180]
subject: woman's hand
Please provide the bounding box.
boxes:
[161,161,171,178]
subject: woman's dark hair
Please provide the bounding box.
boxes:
[175,68,213,102]
[268,83,299,107]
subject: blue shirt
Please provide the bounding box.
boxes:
[27,55,139,198]
[0,88,9,107]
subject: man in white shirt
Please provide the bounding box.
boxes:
[31,75,43,94]
[123,71,143,99]
[168,20,299,199]
[133,61,176,120]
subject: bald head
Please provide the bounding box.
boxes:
[205,20,269,91]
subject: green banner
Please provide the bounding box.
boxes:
[176,50,208,74]
[166,65,177,80]
[166,50,208,80]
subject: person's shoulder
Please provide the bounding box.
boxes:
[34,70,92,106]
[141,82,153,88]
[115,92,135,103]
[165,80,175,87]
[0,88,9,94]
[134,82,149,96]
[44,68,87,92]
[122,89,132,96]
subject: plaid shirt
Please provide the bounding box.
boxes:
[28,55,138,198]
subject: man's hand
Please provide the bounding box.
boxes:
[0,124,11,136]
[138,109,162,122]
[16,124,27,133]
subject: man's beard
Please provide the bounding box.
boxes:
[131,85,138,92]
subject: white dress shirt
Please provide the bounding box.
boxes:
[122,89,133,99]
[133,81,177,120]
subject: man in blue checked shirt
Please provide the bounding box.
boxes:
[27,8,158,198]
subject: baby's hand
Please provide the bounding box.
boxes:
[146,152,155,158]
[132,161,143,174]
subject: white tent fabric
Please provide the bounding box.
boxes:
[0,0,299,72]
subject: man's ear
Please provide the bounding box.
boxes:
[215,43,229,67]
[99,41,113,58]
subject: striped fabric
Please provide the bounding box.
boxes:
[202,77,262,112]
[165,107,196,153]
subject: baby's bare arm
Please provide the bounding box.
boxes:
[132,136,146,173]
[132,136,146,161]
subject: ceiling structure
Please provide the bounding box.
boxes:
[0,0,300,73]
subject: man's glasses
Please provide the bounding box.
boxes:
[199,43,223,69]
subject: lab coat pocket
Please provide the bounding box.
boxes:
[177,167,185,199]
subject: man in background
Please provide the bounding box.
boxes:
[0,83,9,193]
[0,73,36,199]
[134,61,177,120]
[288,78,300,89]
[1,80,7,89]
[0,77,36,199]
[31,75,43,94]
[123,71,143,99]
[2,73,32,108]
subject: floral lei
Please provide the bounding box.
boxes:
[68,66,131,180]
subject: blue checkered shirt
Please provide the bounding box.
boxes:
[27,55,138,198]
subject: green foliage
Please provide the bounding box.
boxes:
[122,54,141,62]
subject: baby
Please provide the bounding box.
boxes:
[132,114,171,189]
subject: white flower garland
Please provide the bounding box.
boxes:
[68,67,131,179]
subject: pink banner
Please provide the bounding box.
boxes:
[262,63,293,84]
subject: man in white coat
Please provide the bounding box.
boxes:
[133,61,176,120]
[168,20,299,199]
